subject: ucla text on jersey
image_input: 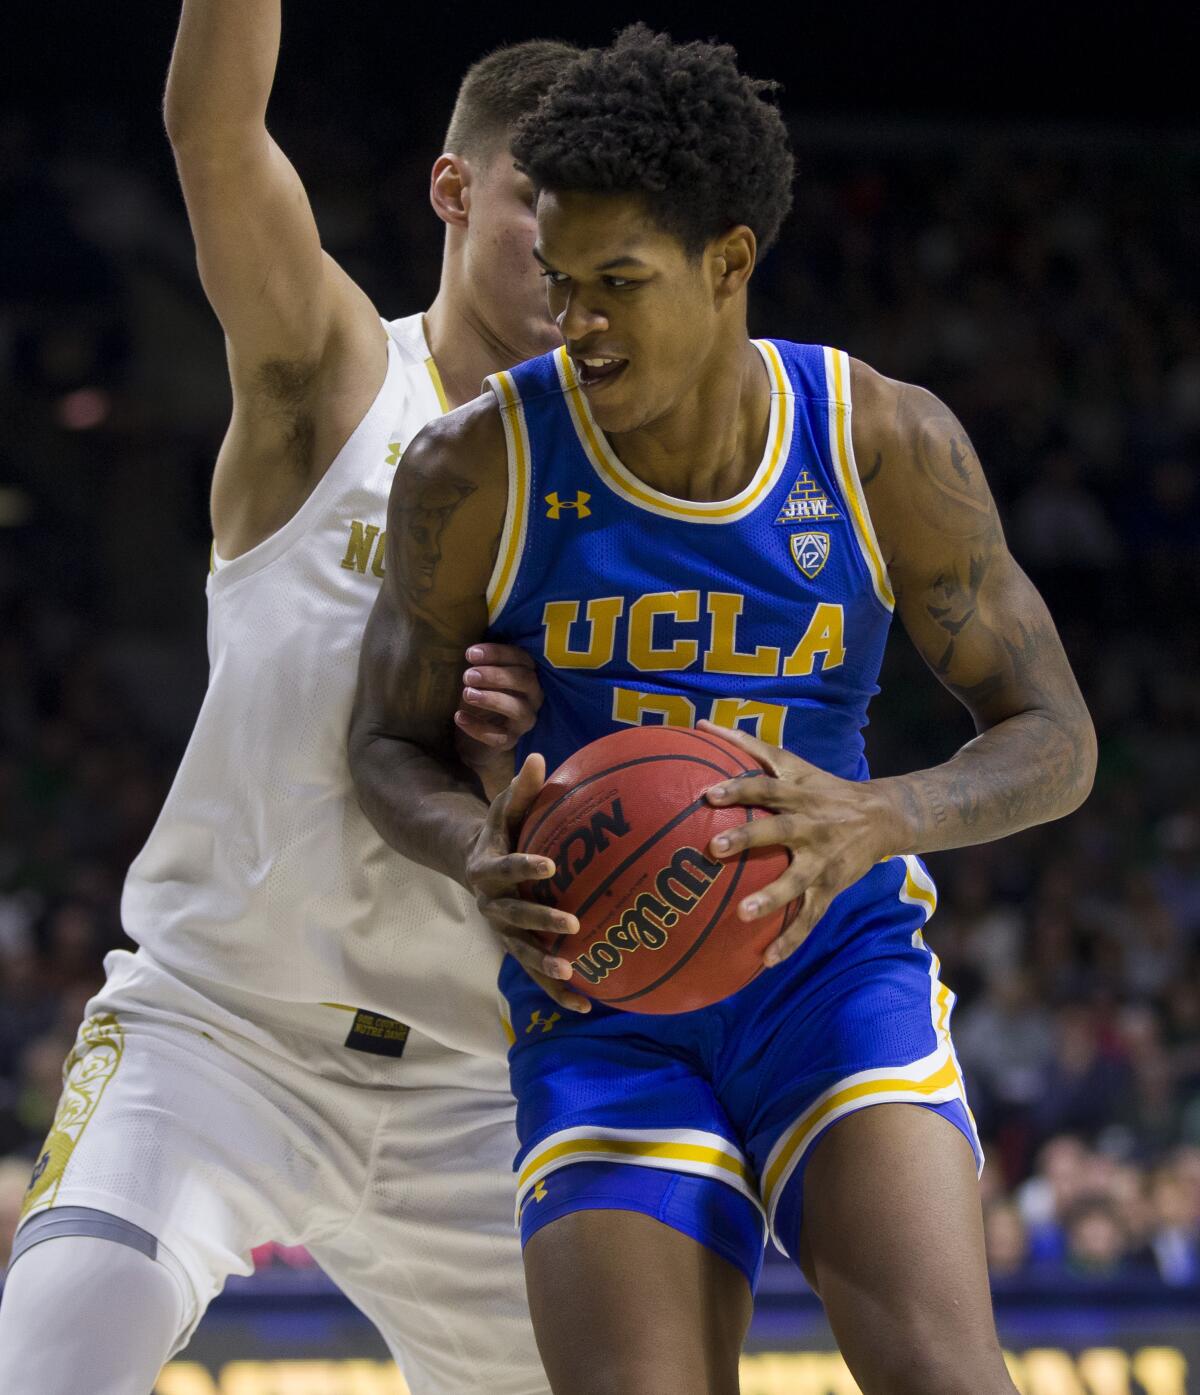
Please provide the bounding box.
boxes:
[485,341,893,780]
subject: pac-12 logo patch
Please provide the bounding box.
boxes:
[790,531,831,579]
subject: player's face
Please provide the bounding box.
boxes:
[464,150,562,359]
[533,190,724,434]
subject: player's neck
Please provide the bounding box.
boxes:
[423,286,537,411]
[609,336,771,504]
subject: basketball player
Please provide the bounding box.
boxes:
[0,6,581,1394]
[350,26,1098,1395]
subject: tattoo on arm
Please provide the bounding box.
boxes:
[392,473,477,600]
[349,430,503,884]
[874,382,1097,856]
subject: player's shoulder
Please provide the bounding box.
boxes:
[382,313,435,370]
[847,357,965,468]
[392,392,507,505]
[846,357,996,561]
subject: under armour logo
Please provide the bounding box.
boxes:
[545,491,591,519]
[532,1180,548,1202]
[525,1010,561,1035]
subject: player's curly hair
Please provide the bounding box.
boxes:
[511,25,794,257]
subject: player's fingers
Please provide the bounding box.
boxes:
[501,937,591,1013]
[483,897,580,937]
[476,851,557,889]
[737,861,807,922]
[763,887,835,967]
[460,687,532,725]
[466,642,537,672]
[504,752,546,826]
[706,772,791,810]
[462,663,543,705]
[453,709,511,747]
[696,719,789,776]
[708,812,800,860]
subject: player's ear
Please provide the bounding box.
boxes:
[710,226,757,301]
[430,154,472,229]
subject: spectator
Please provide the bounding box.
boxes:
[1147,1162,1200,1286]
[1063,1197,1133,1280]
[983,1201,1031,1280]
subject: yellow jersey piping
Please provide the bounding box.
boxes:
[823,347,894,611]
[553,341,794,524]
[484,370,532,622]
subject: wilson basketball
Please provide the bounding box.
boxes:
[517,725,795,1014]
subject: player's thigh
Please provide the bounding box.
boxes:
[798,1104,1015,1395]
[0,1233,185,1395]
[315,1067,548,1395]
[524,1207,752,1395]
[18,1006,352,1323]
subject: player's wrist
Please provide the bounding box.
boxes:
[862,776,921,860]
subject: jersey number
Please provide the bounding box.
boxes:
[611,688,787,745]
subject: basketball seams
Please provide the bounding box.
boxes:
[604,851,752,1006]
[571,795,750,922]
[517,726,786,1013]
[660,725,764,769]
[519,750,744,852]
[530,790,757,970]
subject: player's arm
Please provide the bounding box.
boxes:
[853,361,1097,848]
[703,361,1095,963]
[164,0,385,548]
[349,403,587,1008]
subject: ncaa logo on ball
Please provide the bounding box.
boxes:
[790,531,830,579]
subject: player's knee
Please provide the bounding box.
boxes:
[547,1356,735,1395]
[0,1231,187,1395]
[867,1339,1016,1395]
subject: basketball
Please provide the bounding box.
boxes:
[517,725,795,1014]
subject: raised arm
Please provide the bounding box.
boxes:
[164,0,386,554]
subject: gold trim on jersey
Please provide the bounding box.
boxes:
[21,1013,126,1221]
[554,341,795,523]
[424,355,451,415]
[500,998,516,1048]
[484,370,533,622]
[514,1125,765,1225]
[823,347,894,610]
[759,855,981,1255]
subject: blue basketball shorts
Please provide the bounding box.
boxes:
[501,854,983,1290]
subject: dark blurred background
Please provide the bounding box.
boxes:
[2,0,1200,1299]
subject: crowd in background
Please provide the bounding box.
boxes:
[1,104,1198,1288]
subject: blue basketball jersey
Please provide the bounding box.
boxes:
[485,340,895,783]
[483,343,980,1271]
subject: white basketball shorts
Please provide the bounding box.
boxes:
[13,949,546,1395]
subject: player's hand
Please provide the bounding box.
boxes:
[465,752,591,1013]
[454,644,544,800]
[697,720,892,968]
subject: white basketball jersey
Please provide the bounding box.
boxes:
[121,315,508,1059]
